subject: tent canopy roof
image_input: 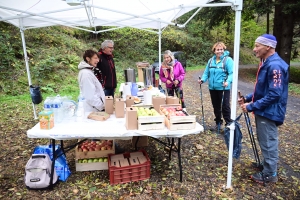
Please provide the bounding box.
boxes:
[0,0,232,32]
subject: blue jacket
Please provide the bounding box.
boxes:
[201,50,233,90]
[245,53,289,125]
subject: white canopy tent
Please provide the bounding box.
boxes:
[0,0,243,188]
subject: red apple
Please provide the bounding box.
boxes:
[90,147,95,151]
[107,146,112,150]
[95,146,101,151]
[101,146,106,151]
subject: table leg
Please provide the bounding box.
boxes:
[177,138,182,182]
[169,138,175,160]
[50,139,56,189]
[134,136,140,151]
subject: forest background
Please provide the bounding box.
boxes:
[0,0,300,99]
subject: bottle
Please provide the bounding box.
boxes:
[43,97,53,111]
[76,92,85,122]
[52,95,63,123]
[131,82,138,96]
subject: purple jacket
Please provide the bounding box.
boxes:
[159,61,185,89]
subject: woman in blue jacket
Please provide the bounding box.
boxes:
[198,42,233,131]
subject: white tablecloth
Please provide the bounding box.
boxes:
[27,114,203,140]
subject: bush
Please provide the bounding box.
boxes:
[289,67,300,83]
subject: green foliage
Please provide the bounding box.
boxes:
[289,67,300,84]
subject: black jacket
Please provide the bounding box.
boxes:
[94,50,117,89]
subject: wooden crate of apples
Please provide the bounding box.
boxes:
[160,104,196,130]
[75,140,115,171]
[135,106,165,131]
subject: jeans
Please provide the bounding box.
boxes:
[209,89,231,125]
[255,114,278,175]
[104,88,115,98]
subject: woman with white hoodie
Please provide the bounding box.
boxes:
[78,50,105,112]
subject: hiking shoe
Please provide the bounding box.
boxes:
[250,172,278,184]
[209,124,223,133]
[251,162,264,171]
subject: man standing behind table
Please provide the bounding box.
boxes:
[238,34,289,184]
[94,40,117,97]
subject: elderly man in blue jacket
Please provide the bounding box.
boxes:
[238,34,289,184]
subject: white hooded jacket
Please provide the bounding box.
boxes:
[78,61,105,112]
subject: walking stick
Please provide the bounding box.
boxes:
[199,76,206,130]
[238,91,262,169]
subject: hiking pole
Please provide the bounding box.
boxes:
[218,79,226,134]
[238,91,262,169]
[199,76,206,130]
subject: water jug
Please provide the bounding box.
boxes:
[131,82,138,96]
[124,68,136,83]
[142,65,155,87]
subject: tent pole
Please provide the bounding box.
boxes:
[158,24,162,86]
[226,0,243,189]
[19,18,38,119]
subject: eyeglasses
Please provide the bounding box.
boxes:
[107,46,114,49]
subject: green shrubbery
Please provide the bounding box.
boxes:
[289,67,300,83]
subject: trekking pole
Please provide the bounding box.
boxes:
[238,91,261,168]
[198,76,206,130]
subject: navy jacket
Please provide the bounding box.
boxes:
[245,53,289,125]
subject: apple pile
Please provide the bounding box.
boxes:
[77,140,113,152]
[78,157,108,163]
[160,106,186,119]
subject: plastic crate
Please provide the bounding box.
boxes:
[108,149,150,185]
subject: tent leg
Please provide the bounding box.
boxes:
[158,25,162,86]
[19,20,38,119]
[226,1,243,189]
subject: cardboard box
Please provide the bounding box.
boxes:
[126,96,135,108]
[39,110,54,130]
[129,151,144,157]
[152,96,166,112]
[105,96,114,114]
[166,96,179,104]
[115,98,125,118]
[132,136,148,147]
[126,107,138,130]
[75,159,108,171]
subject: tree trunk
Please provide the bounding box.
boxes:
[273,0,296,65]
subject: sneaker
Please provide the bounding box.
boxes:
[182,108,187,112]
[209,124,223,133]
[251,162,264,171]
[250,172,278,184]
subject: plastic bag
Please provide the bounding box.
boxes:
[33,145,71,182]
[30,85,43,104]
[224,113,243,159]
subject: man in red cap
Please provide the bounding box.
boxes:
[238,34,289,184]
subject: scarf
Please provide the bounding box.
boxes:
[162,63,174,80]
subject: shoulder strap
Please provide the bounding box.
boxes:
[221,56,228,73]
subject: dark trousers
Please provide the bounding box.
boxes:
[104,88,115,98]
[209,89,231,125]
[167,87,186,108]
